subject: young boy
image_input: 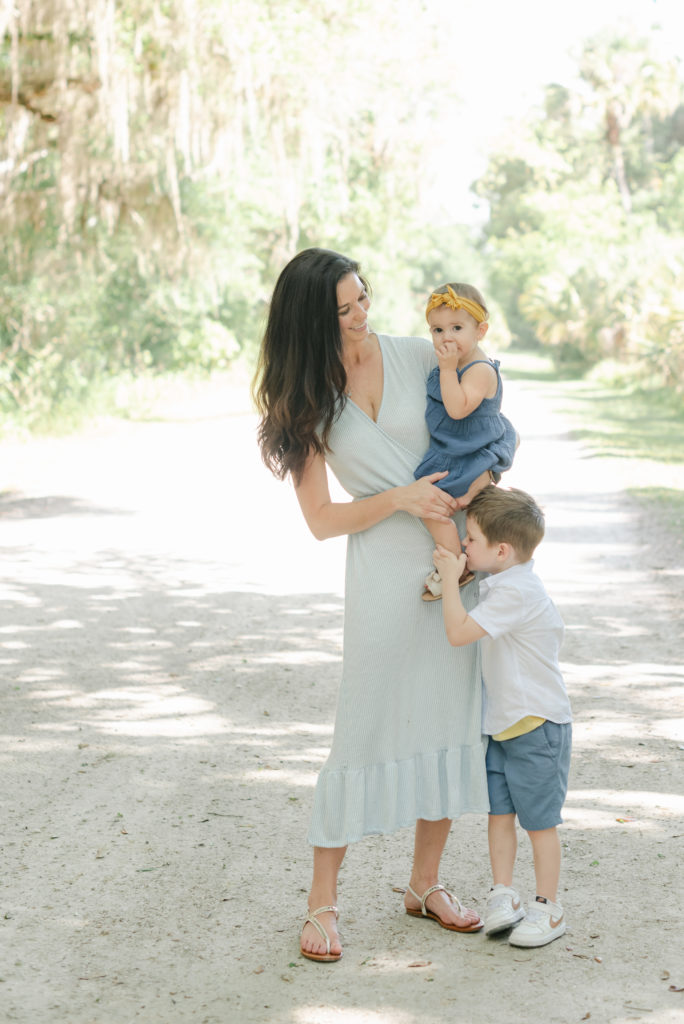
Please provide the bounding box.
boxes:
[433,485,572,948]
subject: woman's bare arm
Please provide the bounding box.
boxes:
[294,452,460,541]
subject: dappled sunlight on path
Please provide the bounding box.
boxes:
[1,374,683,1023]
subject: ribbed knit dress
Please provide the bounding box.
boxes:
[307,335,495,848]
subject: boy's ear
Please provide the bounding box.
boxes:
[497,541,511,562]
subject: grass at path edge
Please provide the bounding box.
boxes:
[505,350,684,564]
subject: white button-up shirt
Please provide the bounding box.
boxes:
[468,560,572,737]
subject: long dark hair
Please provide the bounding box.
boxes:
[252,248,370,482]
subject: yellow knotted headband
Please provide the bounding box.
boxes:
[426,284,488,324]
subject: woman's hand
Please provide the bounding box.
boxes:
[433,544,467,583]
[396,472,459,523]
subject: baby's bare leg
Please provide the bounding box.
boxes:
[422,517,462,555]
[454,469,495,509]
[421,518,470,598]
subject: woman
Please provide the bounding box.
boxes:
[253,248,516,962]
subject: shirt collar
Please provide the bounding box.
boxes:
[479,559,535,594]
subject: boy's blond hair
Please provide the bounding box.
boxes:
[466,486,545,561]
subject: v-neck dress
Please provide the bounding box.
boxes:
[308,334,490,848]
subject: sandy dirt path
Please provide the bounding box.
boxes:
[1,371,683,1024]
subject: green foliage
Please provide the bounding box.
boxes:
[0,275,98,426]
[476,32,684,388]
[1,0,482,433]
[3,9,683,434]
[561,381,684,463]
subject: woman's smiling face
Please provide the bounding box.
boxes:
[337,273,370,346]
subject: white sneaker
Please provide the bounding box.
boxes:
[508,898,566,947]
[484,884,526,935]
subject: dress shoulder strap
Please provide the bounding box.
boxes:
[457,358,500,379]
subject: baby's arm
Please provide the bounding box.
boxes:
[438,353,498,420]
[433,545,487,646]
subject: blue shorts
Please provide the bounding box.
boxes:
[486,721,572,832]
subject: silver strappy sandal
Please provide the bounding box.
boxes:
[405,883,483,932]
[300,905,342,962]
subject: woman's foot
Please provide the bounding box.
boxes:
[300,906,342,962]
[404,883,483,931]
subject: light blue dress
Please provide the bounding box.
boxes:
[307,335,491,848]
[414,359,515,497]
